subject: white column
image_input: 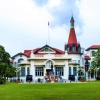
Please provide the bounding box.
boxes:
[25,66,27,76]
[71,67,73,75]
[90,71,91,80]
[30,61,35,81]
[44,67,46,76]
[64,61,68,80]
[77,66,78,78]
[86,71,88,80]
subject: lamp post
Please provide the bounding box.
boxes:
[15,70,17,80]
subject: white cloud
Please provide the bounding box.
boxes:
[48,0,61,7]
[0,0,100,56]
[76,0,100,49]
[0,0,68,56]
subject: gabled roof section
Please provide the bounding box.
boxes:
[34,45,64,54]
[85,45,100,51]
[23,45,64,57]
[12,52,29,59]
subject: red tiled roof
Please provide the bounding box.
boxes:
[33,48,40,53]
[23,47,64,57]
[10,60,14,63]
[24,48,40,57]
[84,56,91,60]
[24,50,31,53]
[86,45,100,51]
[68,28,77,44]
[53,48,64,54]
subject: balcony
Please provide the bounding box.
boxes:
[28,54,71,60]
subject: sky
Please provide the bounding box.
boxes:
[0,0,100,56]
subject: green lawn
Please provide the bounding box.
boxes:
[0,81,100,100]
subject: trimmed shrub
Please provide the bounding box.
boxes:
[96,76,100,80]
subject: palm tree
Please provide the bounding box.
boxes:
[77,66,84,81]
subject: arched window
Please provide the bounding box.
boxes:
[72,44,76,51]
[78,44,81,52]
[14,62,16,67]
[18,58,24,63]
[46,60,53,68]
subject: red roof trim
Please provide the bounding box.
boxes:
[10,60,14,63]
[84,56,91,60]
[86,45,100,51]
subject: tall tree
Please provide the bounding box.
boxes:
[0,45,10,84]
[91,47,100,77]
[6,66,16,80]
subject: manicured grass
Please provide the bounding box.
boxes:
[0,81,100,100]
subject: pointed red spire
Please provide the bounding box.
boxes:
[68,16,77,44]
[65,16,81,53]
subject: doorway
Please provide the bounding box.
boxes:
[46,69,52,76]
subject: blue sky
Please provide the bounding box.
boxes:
[0,0,100,56]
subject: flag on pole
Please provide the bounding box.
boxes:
[48,22,49,26]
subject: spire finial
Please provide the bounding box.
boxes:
[46,40,47,45]
[71,9,73,17]
[70,9,74,22]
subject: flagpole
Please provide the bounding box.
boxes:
[48,21,50,46]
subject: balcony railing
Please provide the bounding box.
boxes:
[68,60,79,65]
[69,60,77,63]
[33,54,64,57]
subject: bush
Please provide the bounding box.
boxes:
[0,78,5,84]
[78,77,86,81]
[96,76,100,80]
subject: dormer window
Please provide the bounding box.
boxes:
[72,44,76,51]
[78,46,81,52]
[66,45,70,52]
[14,62,16,67]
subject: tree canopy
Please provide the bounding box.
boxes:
[91,47,100,68]
[0,45,11,84]
[91,47,100,77]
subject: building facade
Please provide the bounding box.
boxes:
[11,17,99,82]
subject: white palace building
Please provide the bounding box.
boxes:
[10,16,100,82]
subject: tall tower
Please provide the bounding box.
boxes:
[65,16,81,54]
